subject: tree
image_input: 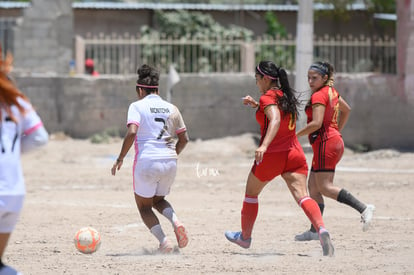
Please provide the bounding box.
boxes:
[315,0,395,23]
[314,0,396,72]
[264,11,287,38]
[142,10,252,40]
[139,10,253,73]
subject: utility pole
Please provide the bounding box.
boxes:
[294,0,314,130]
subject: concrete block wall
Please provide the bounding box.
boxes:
[12,0,73,75]
[12,73,414,151]
[14,74,259,140]
[335,74,414,151]
[14,75,136,138]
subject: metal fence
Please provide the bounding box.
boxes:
[0,19,396,75]
[314,35,396,74]
[77,34,253,75]
[254,34,396,74]
[78,33,396,75]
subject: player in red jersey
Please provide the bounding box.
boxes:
[225,61,334,256]
[294,61,375,241]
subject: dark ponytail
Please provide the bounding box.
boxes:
[256,61,299,119]
[277,67,299,118]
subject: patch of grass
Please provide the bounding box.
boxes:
[90,128,122,144]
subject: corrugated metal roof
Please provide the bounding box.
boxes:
[374,13,397,21]
[0,2,29,9]
[72,2,299,11]
[0,1,369,12]
[313,3,366,11]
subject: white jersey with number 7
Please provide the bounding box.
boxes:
[127,94,186,160]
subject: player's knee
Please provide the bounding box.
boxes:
[319,186,337,199]
[137,203,153,213]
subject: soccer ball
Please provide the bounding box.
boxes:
[74,227,101,254]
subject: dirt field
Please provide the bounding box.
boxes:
[4,133,414,274]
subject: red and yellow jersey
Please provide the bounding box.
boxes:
[305,85,341,143]
[256,89,297,152]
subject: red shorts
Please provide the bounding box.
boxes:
[251,142,308,182]
[311,135,344,172]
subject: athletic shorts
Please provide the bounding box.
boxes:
[311,135,344,172]
[0,211,20,233]
[133,159,177,198]
[0,196,24,233]
[251,143,308,182]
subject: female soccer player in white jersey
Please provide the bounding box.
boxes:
[0,50,48,274]
[111,64,189,253]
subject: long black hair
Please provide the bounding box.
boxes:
[136,64,159,94]
[256,60,299,119]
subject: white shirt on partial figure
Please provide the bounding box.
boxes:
[127,94,186,160]
[0,97,48,209]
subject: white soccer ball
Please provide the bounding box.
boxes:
[74,227,101,254]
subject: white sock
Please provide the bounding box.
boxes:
[162,207,179,226]
[150,224,166,244]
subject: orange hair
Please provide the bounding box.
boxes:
[0,46,28,122]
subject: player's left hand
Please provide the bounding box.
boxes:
[242,95,258,108]
[255,145,267,165]
[111,159,123,175]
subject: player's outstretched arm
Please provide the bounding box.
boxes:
[21,125,49,153]
[111,124,137,175]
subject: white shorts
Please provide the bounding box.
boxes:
[133,159,177,198]
[0,196,24,233]
[0,211,20,233]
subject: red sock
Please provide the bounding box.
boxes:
[241,195,258,239]
[298,196,325,231]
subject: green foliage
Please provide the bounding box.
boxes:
[255,39,295,71]
[258,11,292,69]
[139,10,253,73]
[315,0,353,21]
[364,0,396,13]
[315,0,396,22]
[90,128,122,144]
[149,10,253,40]
[264,11,287,38]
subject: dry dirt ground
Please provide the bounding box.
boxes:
[4,133,414,274]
